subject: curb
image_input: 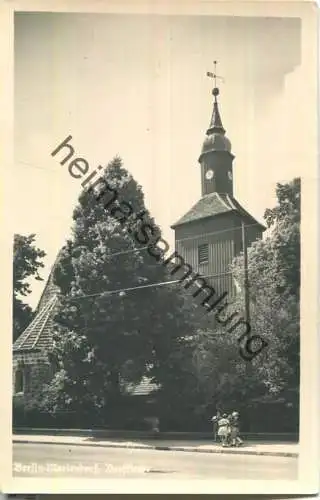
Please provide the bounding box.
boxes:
[13,428,299,442]
[13,439,298,458]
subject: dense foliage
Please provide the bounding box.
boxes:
[13,234,46,341]
[43,157,196,422]
[233,178,300,403]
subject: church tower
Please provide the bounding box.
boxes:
[172,65,265,298]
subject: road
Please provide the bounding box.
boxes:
[13,443,297,480]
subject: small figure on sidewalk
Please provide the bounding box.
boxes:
[211,410,221,442]
[145,416,160,434]
[217,413,231,447]
[151,416,160,433]
[229,411,243,447]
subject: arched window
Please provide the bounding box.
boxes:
[15,368,24,394]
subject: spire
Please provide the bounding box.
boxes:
[206,61,225,135]
[207,87,225,135]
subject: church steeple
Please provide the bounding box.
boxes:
[171,63,265,302]
[199,62,234,197]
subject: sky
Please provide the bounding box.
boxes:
[14,12,303,308]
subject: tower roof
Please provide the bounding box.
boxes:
[171,192,266,230]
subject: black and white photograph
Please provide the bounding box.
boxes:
[2,0,319,495]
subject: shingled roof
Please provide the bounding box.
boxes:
[125,376,160,396]
[35,250,62,313]
[13,250,62,353]
[13,295,58,352]
[171,192,265,229]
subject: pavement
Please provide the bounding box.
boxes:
[13,434,299,457]
[13,442,298,480]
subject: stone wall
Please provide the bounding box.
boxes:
[12,350,54,404]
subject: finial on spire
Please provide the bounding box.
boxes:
[206,60,224,101]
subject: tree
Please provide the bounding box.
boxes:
[185,178,300,430]
[264,177,300,299]
[232,177,300,404]
[13,234,46,341]
[45,157,195,419]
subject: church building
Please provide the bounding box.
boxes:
[13,71,265,426]
[172,80,265,297]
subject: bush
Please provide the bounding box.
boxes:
[13,396,55,428]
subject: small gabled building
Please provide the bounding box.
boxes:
[12,255,61,403]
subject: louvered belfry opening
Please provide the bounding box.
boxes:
[198,243,209,264]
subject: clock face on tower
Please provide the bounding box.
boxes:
[205,169,214,180]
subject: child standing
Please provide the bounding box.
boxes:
[211,410,221,442]
[230,411,243,447]
[217,413,231,447]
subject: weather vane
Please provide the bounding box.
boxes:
[206,61,225,97]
